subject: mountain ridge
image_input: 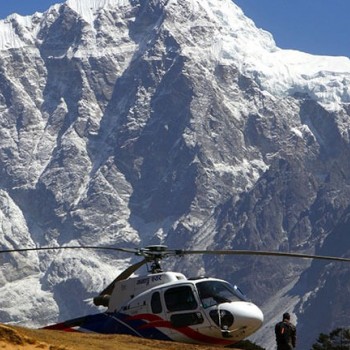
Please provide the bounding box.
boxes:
[0,1,350,349]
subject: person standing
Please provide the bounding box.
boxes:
[275,312,296,350]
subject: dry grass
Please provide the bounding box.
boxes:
[0,324,240,350]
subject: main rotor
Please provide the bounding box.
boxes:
[1,243,350,308]
[127,245,184,273]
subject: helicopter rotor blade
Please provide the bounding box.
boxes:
[0,244,150,307]
[176,249,350,263]
[0,246,138,255]
[93,258,148,307]
[98,258,148,297]
[1,245,349,263]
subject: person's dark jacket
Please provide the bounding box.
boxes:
[275,319,296,349]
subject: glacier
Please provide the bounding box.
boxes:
[0,0,350,348]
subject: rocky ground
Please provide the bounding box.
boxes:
[0,324,240,350]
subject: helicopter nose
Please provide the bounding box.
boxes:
[229,301,264,333]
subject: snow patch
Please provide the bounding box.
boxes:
[0,275,58,327]
[67,0,131,24]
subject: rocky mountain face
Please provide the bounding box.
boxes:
[1,0,350,348]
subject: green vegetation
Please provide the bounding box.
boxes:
[312,328,350,350]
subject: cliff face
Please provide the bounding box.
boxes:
[1,0,350,348]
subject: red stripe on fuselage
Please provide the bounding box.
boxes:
[126,313,234,346]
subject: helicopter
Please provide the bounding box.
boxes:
[1,244,350,347]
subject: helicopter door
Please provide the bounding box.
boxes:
[163,285,204,329]
[151,291,162,314]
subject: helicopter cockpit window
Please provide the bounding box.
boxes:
[196,281,247,308]
[164,286,198,312]
[151,292,162,314]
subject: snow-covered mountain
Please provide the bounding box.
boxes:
[1,0,350,348]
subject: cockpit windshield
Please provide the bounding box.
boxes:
[196,280,247,308]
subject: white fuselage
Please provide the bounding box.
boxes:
[106,272,264,345]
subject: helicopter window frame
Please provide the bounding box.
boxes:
[151,291,162,314]
[164,285,198,312]
[196,280,247,308]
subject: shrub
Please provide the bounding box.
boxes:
[312,328,350,350]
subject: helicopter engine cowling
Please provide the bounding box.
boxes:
[93,295,110,307]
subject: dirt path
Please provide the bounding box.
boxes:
[0,324,240,350]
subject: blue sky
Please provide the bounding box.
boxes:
[0,0,349,57]
[234,0,350,57]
